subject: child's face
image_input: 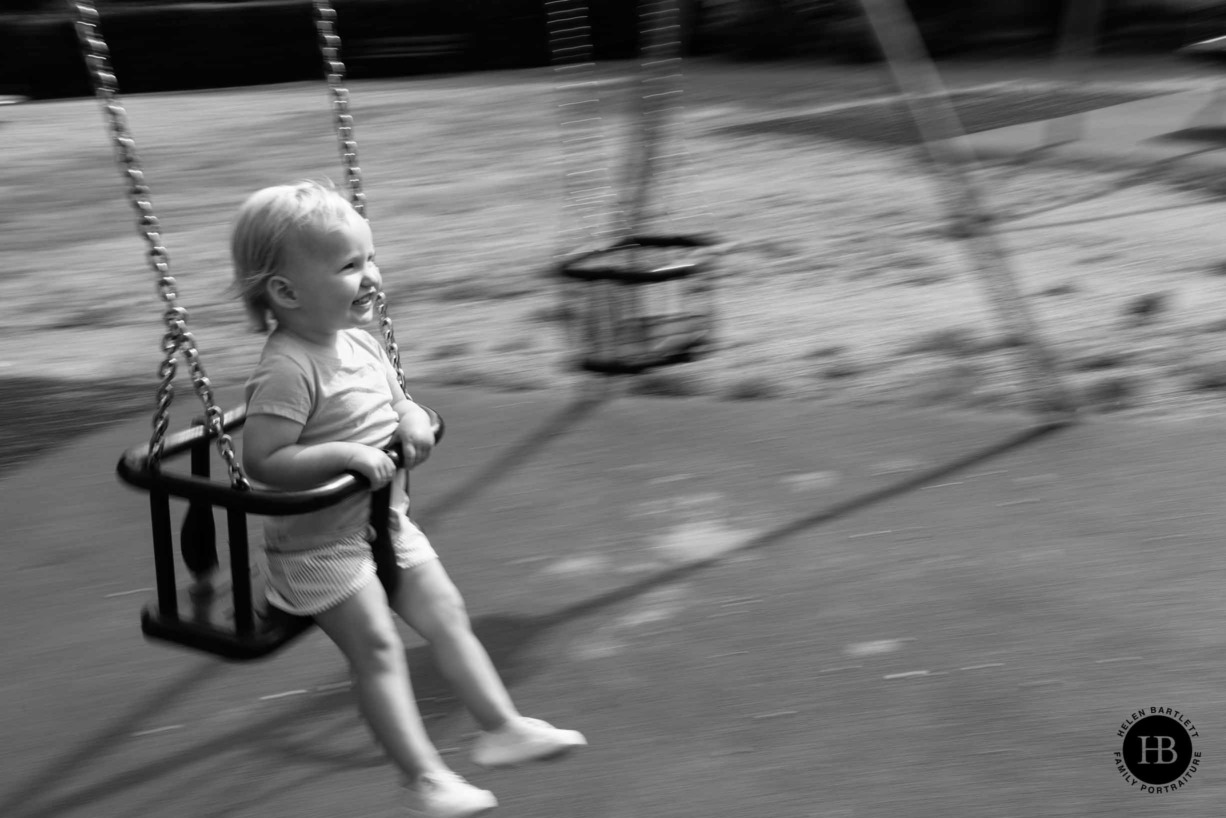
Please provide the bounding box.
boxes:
[279,207,381,336]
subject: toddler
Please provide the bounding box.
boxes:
[232,180,585,817]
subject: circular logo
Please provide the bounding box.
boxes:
[1122,716,1193,784]
[1115,708,1202,793]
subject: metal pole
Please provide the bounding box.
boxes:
[855,0,1076,418]
[1044,0,1107,147]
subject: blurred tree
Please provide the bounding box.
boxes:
[1,0,61,11]
[694,0,1086,61]
[697,0,839,58]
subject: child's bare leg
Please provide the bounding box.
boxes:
[391,560,519,732]
[314,579,449,781]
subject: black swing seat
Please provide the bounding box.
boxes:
[118,403,443,662]
[579,313,712,375]
[557,234,721,375]
[139,567,313,662]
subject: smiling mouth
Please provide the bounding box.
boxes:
[353,292,376,307]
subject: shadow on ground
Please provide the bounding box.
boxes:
[714,87,1159,146]
[0,376,158,477]
[2,399,1071,817]
[406,415,1068,712]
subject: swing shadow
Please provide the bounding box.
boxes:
[988,144,1225,227]
[414,385,610,529]
[0,659,235,818]
[998,197,1223,234]
[2,386,613,817]
[404,417,1071,715]
[0,375,153,477]
[2,675,386,818]
[3,417,1068,817]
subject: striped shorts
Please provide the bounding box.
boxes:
[263,510,438,616]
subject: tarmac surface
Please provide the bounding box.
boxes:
[4,59,1226,818]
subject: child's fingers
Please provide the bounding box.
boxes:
[367,453,397,487]
[402,444,431,469]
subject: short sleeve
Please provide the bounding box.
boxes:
[244,352,313,425]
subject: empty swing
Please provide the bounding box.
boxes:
[73,0,439,661]
[546,0,723,376]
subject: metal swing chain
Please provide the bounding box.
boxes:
[313,0,366,218]
[545,0,631,248]
[547,0,705,246]
[627,0,687,235]
[69,0,249,487]
[313,0,409,395]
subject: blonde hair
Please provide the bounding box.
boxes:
[230,179,359,332]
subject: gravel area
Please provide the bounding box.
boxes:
[3,57,1225,473]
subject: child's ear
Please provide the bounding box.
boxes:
[265,275,298,310]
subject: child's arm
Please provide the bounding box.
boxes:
[244,413,396,490]
[391,397,436,469]
[369,332,434,469]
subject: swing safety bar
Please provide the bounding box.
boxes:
[116,405,444,514]
[117,404,443,661]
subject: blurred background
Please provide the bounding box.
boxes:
[4,7,1226,815]
[5,0,1226,100]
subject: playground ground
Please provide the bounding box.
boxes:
[3,55,1226,817]
[2,384,1225,818]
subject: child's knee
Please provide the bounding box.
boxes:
[348,619,405,670]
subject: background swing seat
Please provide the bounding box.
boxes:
[558,234,719,375]
[118,404,443,661]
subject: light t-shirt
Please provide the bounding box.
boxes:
[244,327,408,551]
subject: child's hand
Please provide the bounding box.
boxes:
[346,445,397,488]
[394,404,436,470]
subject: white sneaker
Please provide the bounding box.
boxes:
[404,770,497,818]
[471,716,588,768]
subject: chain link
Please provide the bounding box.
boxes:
[626,0,686,234]
[547,0,697,244]
[545,0,629,248]
[313,0,367,218]
[70,0,249,487]
[313,0,408,394]
[75,0,414,471]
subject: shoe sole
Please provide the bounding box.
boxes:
[472,742,586,769]
[404,805,496,818]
